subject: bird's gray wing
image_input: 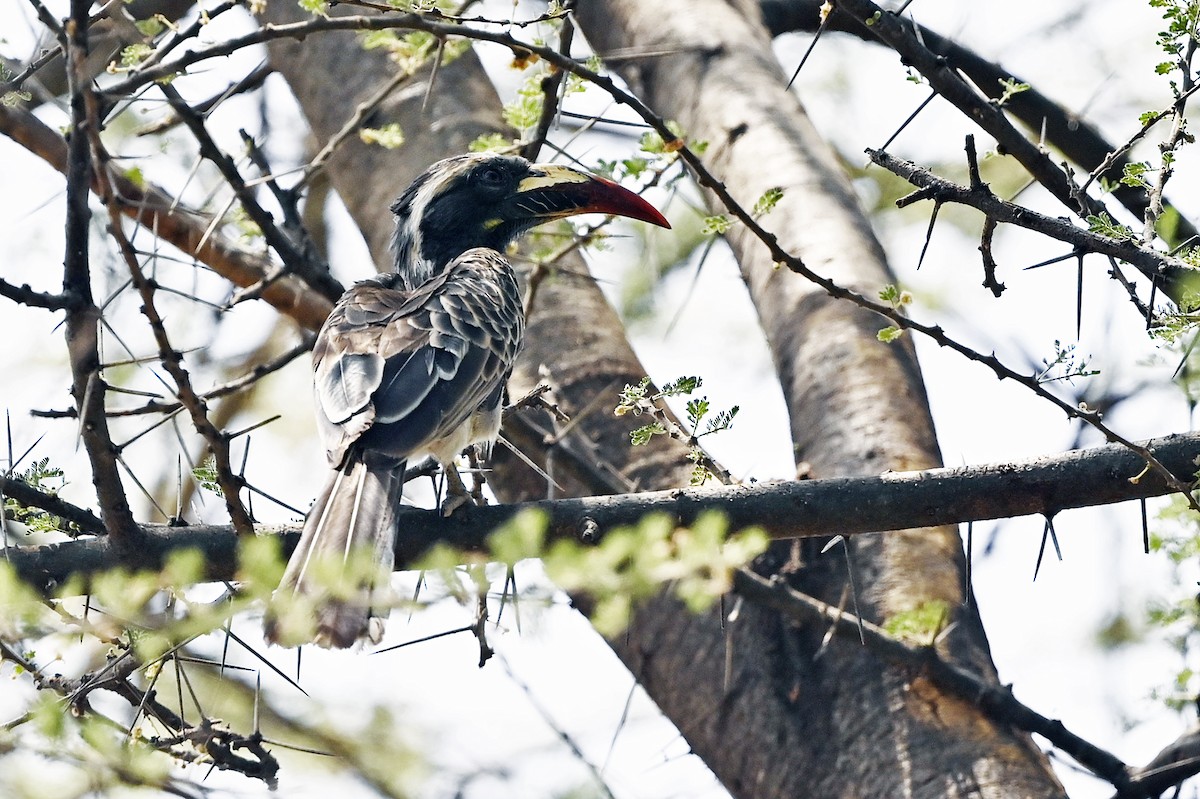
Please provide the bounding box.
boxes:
[362,248,523,459]
[311,251,522,466]
[311,272,444,465]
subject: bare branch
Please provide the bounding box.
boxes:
[0,103,335,331]
[157,83,344,303]
[0,276,78,310]
[9,431,1198,590]
[872,147,1184,294]
[759,0,1200,246]
[106,203,257,535]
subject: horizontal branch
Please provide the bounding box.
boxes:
[866,147,1186,283]
[0,276,77,310]
[2,474,106,534]
[8,432,1198,591]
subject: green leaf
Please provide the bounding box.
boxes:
[488,508,549,564]
[236,534,286,598]
[702,215,733,235]
[877,325,905,343]
[1120,160,1151,188]
[542,511,768,636]
[995,77,1031,106]
[614,375,653,416]
[161,548,206,588]
[878,284,913,314]
[630,422,666,446]
[502,70,548,135]
[621,157,649,178]
[359,123,406,149]
[884,600,950,643]
[753,187,785,217]
[689,463,714,486]
[192,457,223,496]
[4,457,73,535]
[639,121,686,154]
[705,405,739,435]
[123,166,146,189]
[1085,212,1135,242]
[299,0,330,16]
[2,89,32,107]
[469,132,511,153]
[119,43,153,68]
[134,17,164,37]
[660,375,701,396]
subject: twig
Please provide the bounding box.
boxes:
[156,82,343,302]
[103,199,256,535]
[0,277,78,310]
[1,473,105,535]
[32,337,314,420]
[871,147,1187,293]
[519,11,574,161]
[0,103,335,330]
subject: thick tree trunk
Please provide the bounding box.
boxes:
[573,1,1066,797]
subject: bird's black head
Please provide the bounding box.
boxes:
[390,153,670,287]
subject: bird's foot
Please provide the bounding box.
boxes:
[440,464,472,517]
[440,491,472,517]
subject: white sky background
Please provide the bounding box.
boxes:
[0,0,1198,797]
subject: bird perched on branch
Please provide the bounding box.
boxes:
[265,153,670,648]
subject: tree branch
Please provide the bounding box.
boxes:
[0,103,335,331]
[1,473,105,534]
[106,199,257,535]
[9,431,1197,590]
[870,147,1181,280]
[1120,725,1200,798]
[157,82,344,303]
[828,0,1193,302]
[758,0,1199,246]
[0,277,77,310]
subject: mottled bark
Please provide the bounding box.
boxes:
[574,1,1064,796]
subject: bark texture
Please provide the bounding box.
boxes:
[573,1,1065,796]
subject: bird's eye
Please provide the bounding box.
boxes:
[474,166,506,189]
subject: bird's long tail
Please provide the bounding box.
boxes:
[265,458,404,648]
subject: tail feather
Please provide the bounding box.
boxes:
[265,459,404,648]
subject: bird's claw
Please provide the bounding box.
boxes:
[441,465,472,516]
[440,492,472,517]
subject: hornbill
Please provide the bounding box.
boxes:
[265,153,670,648]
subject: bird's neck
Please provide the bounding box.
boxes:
[390,222,440,289]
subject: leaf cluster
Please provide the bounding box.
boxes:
[3,458,74,536]
[1145,497,1200,711]
[614,375,739,484]
[541,511,768,637]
